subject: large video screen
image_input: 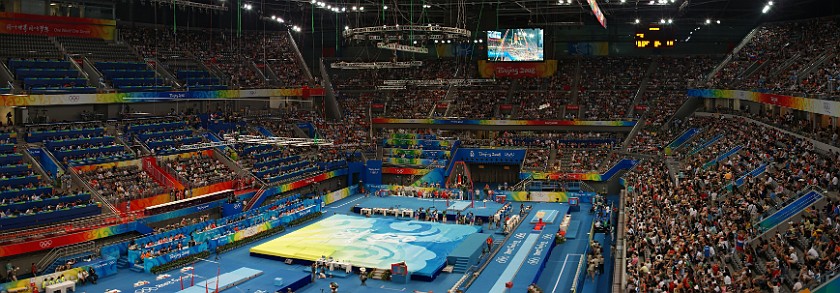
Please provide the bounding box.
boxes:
[486,28,544,62]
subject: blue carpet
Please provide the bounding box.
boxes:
[535,203,595,293]
[466,204,568,293]
[566,220,581,239]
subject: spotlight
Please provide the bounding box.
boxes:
[341,7,346,12]
[351,6,357,11]
[277,18,284,23]
[705,19,711,24]
[667,18,673,24]
[311,0,316,3]
[660,19,665,24]
[478,39,483,43]
[359,6,364,11]
[635,19,640,24]
[716,20,720,24]
[271,15,276,20]
[434,40,439,43]
[620,0,626,3]
[762,5,770,13]
[345,26,349,30]
[383,5,388,10]
[413,40,418,44]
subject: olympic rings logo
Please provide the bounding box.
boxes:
[527,257,541,265]
[496,256,510,264]
[39,240,53,248]
[134,287,158,293]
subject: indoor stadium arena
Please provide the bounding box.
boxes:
[0,0,839,292]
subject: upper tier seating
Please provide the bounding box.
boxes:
[6,59,95,94]
[124,117,204,155]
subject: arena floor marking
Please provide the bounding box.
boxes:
[378,285,408,291]
[553,254,583,293]
[328,196,363,209]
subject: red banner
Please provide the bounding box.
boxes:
[477,60,558,78]
[566,105,580,111]
[371,103,385,109]
[0,12,116,40]
[436,103,448,109]
[499,104,513,110]
[634,105,648,111]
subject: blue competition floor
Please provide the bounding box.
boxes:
[73,193,604,293]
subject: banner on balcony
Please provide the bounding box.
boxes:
[0,12,116,40]
[477,60,558,78]
[687,88,840,117]
[0,88,325,107]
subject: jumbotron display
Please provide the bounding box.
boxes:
[486,28,544,62]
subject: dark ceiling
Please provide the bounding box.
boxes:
[239,0,839,28]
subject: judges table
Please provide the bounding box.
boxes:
[360,207,413,218]
[45,280,75,293]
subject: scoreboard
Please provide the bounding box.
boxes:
[635,27,675,48]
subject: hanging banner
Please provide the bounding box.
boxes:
[477,60,558,78]
[587,0,608,28]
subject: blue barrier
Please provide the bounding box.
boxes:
[27,127,105,143]
[46,136,114,149]
[688,133,724,156]
[724,164,768,190]
[95,61,147,71]
[8,59,71,70]
[0,154,22,165]
[702,145,743,169]
[0,163,29,175]
[138,129,193,141]
[126,121,186,133]
[0,204,100,230]
[256,126,276,138]
[758,190,823,231]
[601,158,640,181]
[0,192,90,211]
[0,186,53,200]
[667,128,701,149]
[0,175,40,187]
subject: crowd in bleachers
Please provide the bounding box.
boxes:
[162,153,236,187]
[707,106,840,149]
[710,16,840,98]
[121,26,309,89]
[386,89,447,118]
[450,90,506,119]
[78,165,167,204]
[623,115,840,293]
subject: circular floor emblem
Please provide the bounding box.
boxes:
[527,257,541,265]
[542,234,553,240]
[514,233,526,239]
[496,256,510,264]
[135,287,158,293]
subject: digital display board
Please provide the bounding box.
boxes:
[486,28,544,62]
[635,27,675,48]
